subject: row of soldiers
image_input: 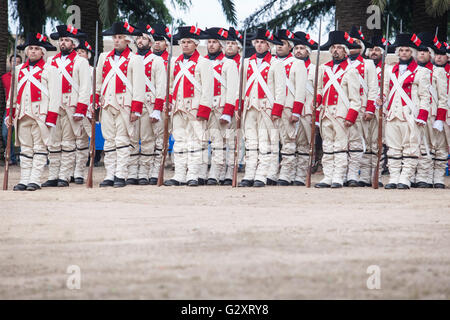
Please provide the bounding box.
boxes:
[4,21,450,190]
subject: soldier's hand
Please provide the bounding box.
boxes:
[73,115,83,122]
[271,115,280,122]
[416,121,425,127]
[5,118,11,129]
[376,97,385,106]
[363,112,374,121]
[290,115,299,123]
[197,116,207,121]
[130,113,139,123]
[344,120,354,127]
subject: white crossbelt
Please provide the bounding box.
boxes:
[323,66,350,108]
[428,84,437,103]
[212,60,226,89]
[101,56,133,95]
[245,60,274,105]
[17,67,49,97]
[349,59,368,95]
[305,64,314,95]
[173,60,202,94]
[54,57,79,93]
[141,54,156,95]
[283,57,296,96]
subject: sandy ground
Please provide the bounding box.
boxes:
[0,165,449,300]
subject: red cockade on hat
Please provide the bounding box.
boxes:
[358,30,365,40]
[411,33,421,46]
[146,25,155,34]
[67,24,78,35]
[85,41,92,51]
[124,21,135,33]
[165,27,172,38]
[190,26,201,35]
[344,32,354,44]
[305,33,315,45]
[218,28,228,38]
[36,33,47,42]
[265,30,274,40]
[433,36,442,49]
[286,30,294,39]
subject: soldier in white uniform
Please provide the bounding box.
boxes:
[238,28,286,188]
[95,22,146,188]
[5,33,60,191]
[292,31,318,186]
[315,31,362,188]
[126,22,167,186]
[42,25,91,187]
[274,29,307,186]
[413,32,448,188]
[164,26,213,186]
[378,33,432,189]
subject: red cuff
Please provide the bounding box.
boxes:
[345,108,359,123]
[271,103,283,117]
[366,100,375,113]
[315,109,320,123]
[75,103,88,116]
[436,108,447,121]
[292,101,304,114]
[46,111,58,125]
[316,94,322,106]
[417,109,429,122]
[154,98,164,111]
[197,104,211,120]
[223,103,235,117]
[131,100,144,114]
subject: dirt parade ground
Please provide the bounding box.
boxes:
[0,165,449,299]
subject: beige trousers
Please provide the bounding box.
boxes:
[294,115,312,184]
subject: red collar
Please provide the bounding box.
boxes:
[161,50,169,60]
[445,63,450,73]
[23,58,45,70]
[424,61,434,71]
[205,52,225,61]
[54,49,77,62]
[233,53,241,65]
[355,55,364,63]
[376,60,382,68]
[250,51,272,64]
[392,59,418,74]
[304,57,311,68]
[325,58,349,71]
[107,46,132,59]
[176,49,200,64]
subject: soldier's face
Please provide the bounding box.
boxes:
[27,45,44,62]
[294,44,309,59]
[434,54,448,65]
[398,47,413,60]
[207,39,222,55]
[225,41,239,56]
[369,47,383,60]
[136,35,151,50]
[253,39,270,54]
[59,37,76,52]
[76,49,89,59]
[276,40,291,57]
[181,39,197,55]
[330,45,347,60]
[153,40,167,52]
[417,50,431,63]
[112,35,129,51]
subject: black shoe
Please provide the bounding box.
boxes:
[343,181,349,187]
[99,179,114,187]
[57,179,69,187]
[253,180,265,187]
[410,182,418,188]
[315,182,331,188]
[434,183,445,189]
[266,178,277,186]
[198,178,206,186]
[206,178,218,186]
[293,181,305,186]
[187,179,198,186]
[357,181,370,187]
[13,183,27,191]
[277,179,290,186]
[331,182,343,188]
[70,176,75,183]
[416,181,431,188]
[378,182,384,187]
[347,179,359,187]
[164,179,181,186]
[138,178,149,185]
[223,179,232,186]
[74,177,84,185]
[219,180,225,185]
[42,179,58,187]
[238,179,253,187]
[149,177,158,185]
[114,178,126,188]
[384,183,397,189]
[126,178,138,185]
[26,183,41,191]
[397,183,410,190]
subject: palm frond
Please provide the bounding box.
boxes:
[218,0,237,25]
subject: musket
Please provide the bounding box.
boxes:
[232,29,247,187]
[306,18,322,188]
[3,29,19,190]
[372,15,390,189]
[87,21,99,188]
[157,23,174,186]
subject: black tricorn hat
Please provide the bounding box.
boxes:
[76,38,94,54]
[204,27,229,40]
[226,27,244,44]
[416,32,447,54]
[368,34,390,49]
[248,28,282,45]
[50,24,87,40]
[320,31,361,50]
[293,31,318,50]
[17,32,57,51]
[102,22,142,36]
[173,26,208,40]
[348,25,372,48]
[390,33,421,49]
